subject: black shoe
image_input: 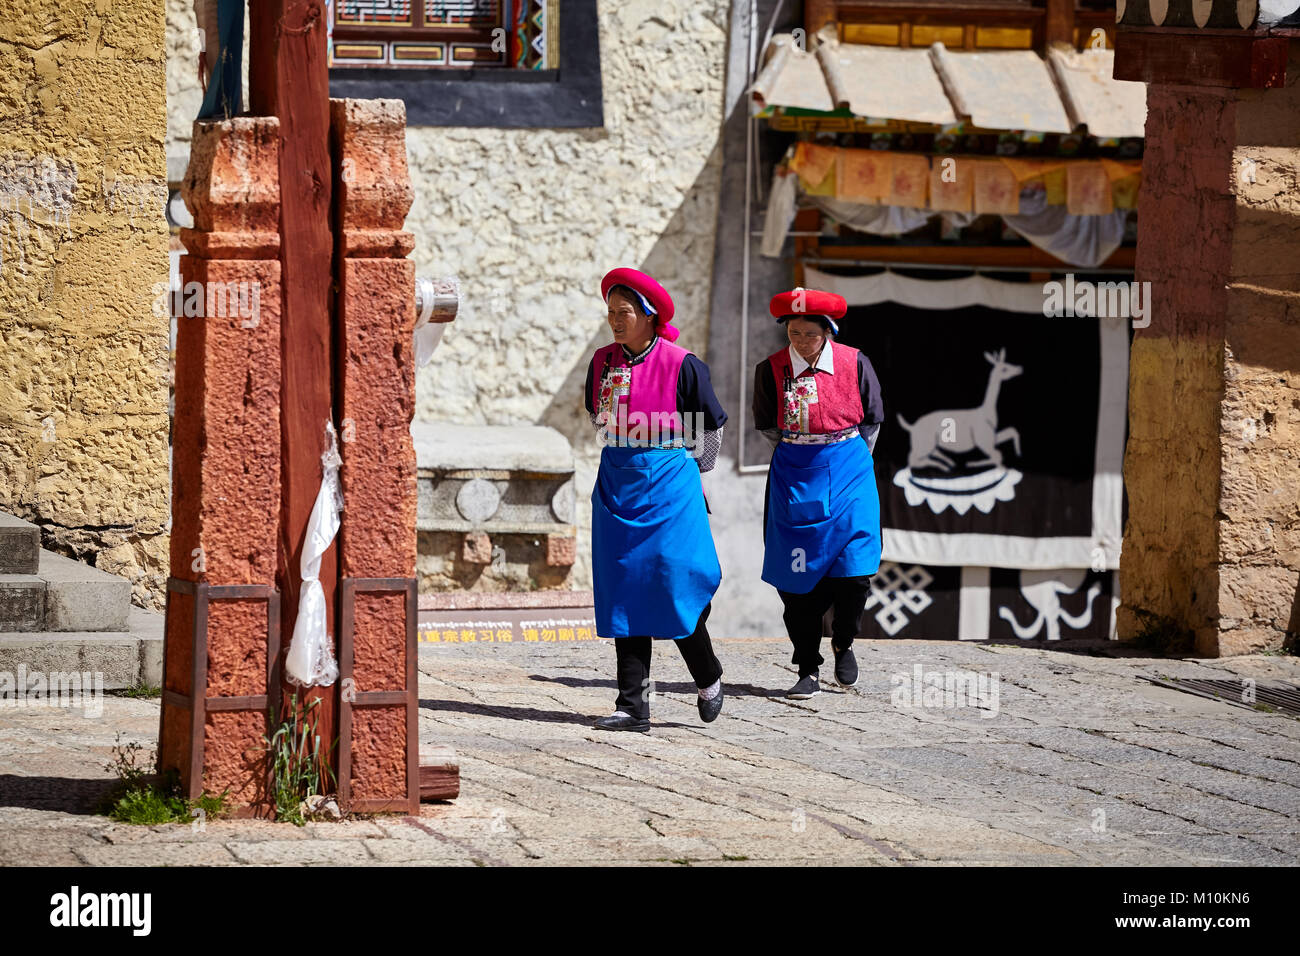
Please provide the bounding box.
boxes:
[786,674,820,699]
[697,682,724,723]
[832,644,858,687]
[594,711,650,733]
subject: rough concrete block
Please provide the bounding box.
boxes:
[0,513,40,575]
[131,605,164,687]
[462,532,491,564]
[546,534,576,568]
[0,577,45,631]
[411,422,574,474]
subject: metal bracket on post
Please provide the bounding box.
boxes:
[414,275,459,324]
[336,576,419,814]
[162,578,282,804]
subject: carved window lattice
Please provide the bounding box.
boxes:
[329,0,554,69]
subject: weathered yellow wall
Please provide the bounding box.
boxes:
[1121,52,1300,656]
[0,0,170,609]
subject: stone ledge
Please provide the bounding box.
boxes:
[418,590,593,611]
[412,422,573,475]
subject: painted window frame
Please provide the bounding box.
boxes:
[329,0,603,128]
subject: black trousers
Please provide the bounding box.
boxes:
[613,603,723,719]
[777,575,873,677]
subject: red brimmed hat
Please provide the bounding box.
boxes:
[770,287,846,335]
[602,267,679,342]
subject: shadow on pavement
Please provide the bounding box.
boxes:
[527,674,804,699]
[418,698,697,730]
[0,775,116,814]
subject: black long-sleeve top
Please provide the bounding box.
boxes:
[752,346,884,451]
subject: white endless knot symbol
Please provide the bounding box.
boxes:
[863,562,933,636]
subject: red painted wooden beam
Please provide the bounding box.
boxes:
[249,0,339,780]
[1114,29,1289,89]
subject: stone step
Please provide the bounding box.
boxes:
[0,549,132,633]
[0,605,163,691]
[0,513,40,575]
[35,548,132,632]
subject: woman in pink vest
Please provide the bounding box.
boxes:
[752,288,884,699]
[583,268,728,732]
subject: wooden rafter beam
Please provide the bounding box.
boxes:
[1114,27,1289,88]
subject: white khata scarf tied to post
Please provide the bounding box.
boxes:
[285,420,343,688]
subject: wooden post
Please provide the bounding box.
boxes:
[805,0,837,39]
[1044,0,1074,49]
[249,1,338,772]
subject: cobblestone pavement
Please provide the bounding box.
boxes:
[2,637,1299,866]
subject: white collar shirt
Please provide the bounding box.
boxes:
[788,342,835,378]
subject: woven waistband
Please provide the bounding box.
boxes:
[780,426,859,446]
[600,430,692,450]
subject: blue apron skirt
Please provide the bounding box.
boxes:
[592,445,721,639]
[761,436,882,594]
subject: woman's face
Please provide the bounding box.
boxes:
[786,318,829,361]
[607,292,656,350]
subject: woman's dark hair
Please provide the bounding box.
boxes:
[606,283,649,317]
[781,314,835,333]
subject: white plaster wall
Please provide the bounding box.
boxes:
[404,1,731,591]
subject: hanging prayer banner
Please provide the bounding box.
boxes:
[792,146,1140,212]
[973,159,1020,215]
[837,148,892,202]
[852,562,1117,642]
[835,301,1127,571]
[929,157,973,212]
[887,152,930,208]
[1067,162,1114,215]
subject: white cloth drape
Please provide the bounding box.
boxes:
[803,265,1050,314]
[760,168,799,258]
[1002,189,1127,270]
[285,421,343,688]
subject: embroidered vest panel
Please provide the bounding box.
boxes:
[768,342,864,435]
[591,339,688,439]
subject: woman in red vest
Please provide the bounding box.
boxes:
[752,288,884,699]
[583,268,728,732]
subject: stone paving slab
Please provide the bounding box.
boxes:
[2,637,1299,865]
[75,843,243,866]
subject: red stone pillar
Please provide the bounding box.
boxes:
[161,118,282,810]
[330,98,419,812]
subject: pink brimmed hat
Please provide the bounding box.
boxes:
[601,267,679,342]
